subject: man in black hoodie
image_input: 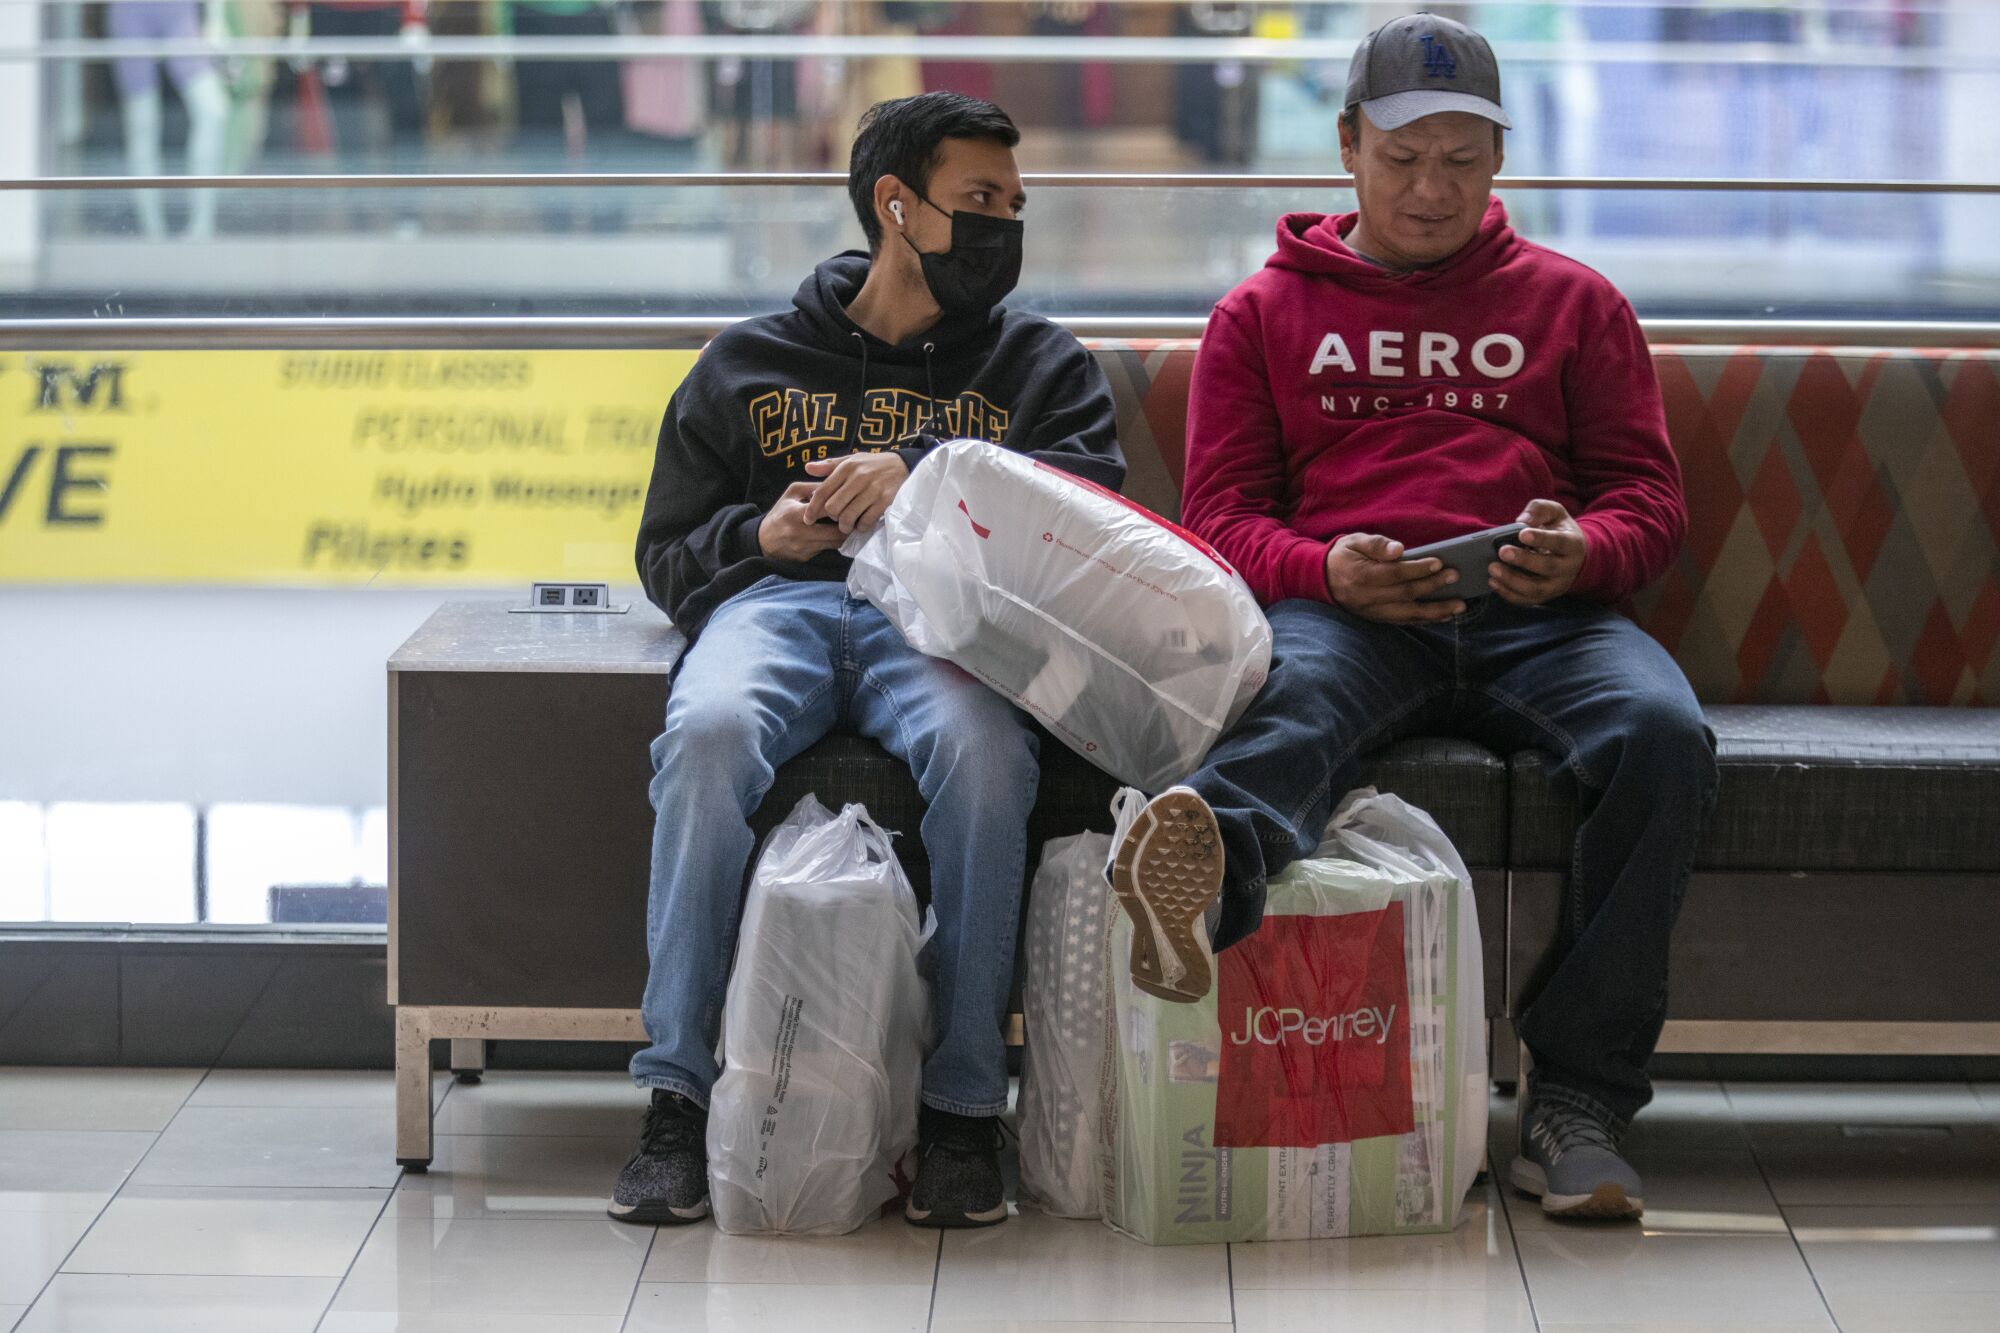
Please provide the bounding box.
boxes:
[611,93,1124,1231]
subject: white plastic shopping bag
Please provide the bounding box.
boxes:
[1018,831,1117,1218]
[845,438,1272,791]
[1099,788,1487,1244]
[708,795,933,1235]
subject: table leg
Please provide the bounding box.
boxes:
[449,1037,486,1085]
[396,1006,434,1170]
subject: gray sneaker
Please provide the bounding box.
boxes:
[1510,1096,1645,1220]
[608,1089,710,1225]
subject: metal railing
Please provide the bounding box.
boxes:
[6,316,1999,350]
[8,33,1999,71]
[7,172,2000,193]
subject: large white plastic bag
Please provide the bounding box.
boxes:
[707,795,933,1236]
[1098,788,1487,1245]
[845,438,1272,791]
[1018,831,1116,1218]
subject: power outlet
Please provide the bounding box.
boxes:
[512,582,627,614]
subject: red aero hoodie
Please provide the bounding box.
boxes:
[1181,198,1686,607]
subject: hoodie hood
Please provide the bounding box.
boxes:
[791,250,1008,362]
[1268,196,1517,290]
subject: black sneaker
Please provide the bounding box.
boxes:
[904,1106,1007,1229]
[607,1089,710,1225]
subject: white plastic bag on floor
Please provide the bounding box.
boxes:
[1099,788,1486,1244]
[844,438,1272,791]
[708,795,932,1235]
[1018,830,1117,1218]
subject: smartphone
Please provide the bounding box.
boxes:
[1401,523,1527,602]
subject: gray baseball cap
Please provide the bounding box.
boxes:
[1345,12,1511,132]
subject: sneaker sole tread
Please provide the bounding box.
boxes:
[607,1198,710,1226]
[905,1199,1008,1229]
[1110,789,1222,1004]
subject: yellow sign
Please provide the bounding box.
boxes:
[0,349,697,586]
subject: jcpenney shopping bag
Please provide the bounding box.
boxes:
[845,439,1271,791]
[1098,789,1486,1244]
[707,795,932,1235]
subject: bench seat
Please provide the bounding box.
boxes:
[1511,705,2000,873]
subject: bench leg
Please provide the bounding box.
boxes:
[1489,1017,1520,1095]
[396,1006,434,1171]
[449,1038,486,1085]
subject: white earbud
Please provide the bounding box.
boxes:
[889,200,905,226]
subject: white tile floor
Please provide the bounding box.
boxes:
[1,1069,1996,1332]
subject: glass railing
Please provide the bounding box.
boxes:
[4,176,2000,322]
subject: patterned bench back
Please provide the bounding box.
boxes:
[1083,340,2000,707]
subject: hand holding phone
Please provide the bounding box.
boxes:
[1488,500,1589,606]
[1324,534,1468,622]
[1401,523,1527,603]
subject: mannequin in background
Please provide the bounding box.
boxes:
[501,0,624,165]
[291,0,429,230]
[293,0,430,173]
[206,0,284,174]
[621,0,707,153]
[704,0,816,168]
[501,0,626,228]
[1173,2,1259,166]
[108,0,230,238]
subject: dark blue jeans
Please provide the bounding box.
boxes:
[1186,595,1718,1129]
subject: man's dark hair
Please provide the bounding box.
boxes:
[848,92,1020,253]
[1341,104,1505,152]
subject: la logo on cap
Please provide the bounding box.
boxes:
[1421,32,1457,79]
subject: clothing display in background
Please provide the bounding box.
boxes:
[912,2,990,104]
[1173,3,1258,165]
[423,0,505,146]
[622,0,706,142]
[1025,2,1112,130]
[1098,790,1487,1245]
[832,3,922,155]
[502,0,625,159]
[301,0,428,174]
[705,0,816,167]
[108,0,229,238]
[211,0,283,174]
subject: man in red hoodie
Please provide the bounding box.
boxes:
[1107,13,1717,1222]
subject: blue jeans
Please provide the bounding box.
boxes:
[1187,595,1718,1129]
[629,577,1040,1118]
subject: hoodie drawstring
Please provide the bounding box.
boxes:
[918,341,938,438]
[840,331,937,451]
[848,331,870,448]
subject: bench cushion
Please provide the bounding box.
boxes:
[750,730,1508,884]
[1509,704,2000,873]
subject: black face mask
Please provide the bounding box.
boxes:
[902,193,1023,316]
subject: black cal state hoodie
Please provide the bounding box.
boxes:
[635,252,1126,640]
